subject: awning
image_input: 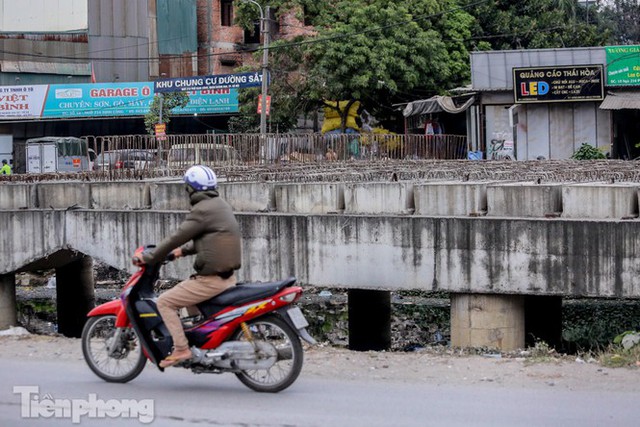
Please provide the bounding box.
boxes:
[402,95,475,117]
[599,91,640,110]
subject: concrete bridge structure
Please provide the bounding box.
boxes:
[2,160,640,350]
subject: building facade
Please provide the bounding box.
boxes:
[470,47,640,160]
[0,0,315,166]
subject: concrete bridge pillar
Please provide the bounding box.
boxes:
[451,293,525,351]
[348,289,391,351]
[56,256,96,338]
[525,295,563,349]
[0,273,17,329]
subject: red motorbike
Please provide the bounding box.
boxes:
[81,246,315,393]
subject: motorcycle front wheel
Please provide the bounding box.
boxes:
[81,315,147,383]
[232,315,303,393]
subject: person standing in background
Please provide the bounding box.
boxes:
[1,159,11,175]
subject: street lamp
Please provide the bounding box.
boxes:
[242,0,270,136]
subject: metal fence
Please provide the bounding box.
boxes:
[85,133,468,170]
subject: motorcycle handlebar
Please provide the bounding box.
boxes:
[132,246,176,267]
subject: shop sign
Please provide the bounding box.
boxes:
[154,72,266,93]
[0,83,239,120]
[513,65,604,103]
[605,45,640,86]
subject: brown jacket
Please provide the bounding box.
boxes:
[142,189,241,275]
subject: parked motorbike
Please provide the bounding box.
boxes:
[81,246,316,393]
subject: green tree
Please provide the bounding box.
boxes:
[143,92,190,135]
[463,0,611,50]
[600,0,640,44]
[233,0,474,132]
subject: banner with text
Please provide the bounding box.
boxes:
[0,82,238,120]
[154,72,267,93]
[513,65,604,103]
[605,45,640,86]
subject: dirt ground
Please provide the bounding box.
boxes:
[1,333,639,393]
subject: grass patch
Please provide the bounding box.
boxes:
[598,346,640,368]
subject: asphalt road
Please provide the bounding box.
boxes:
[0,357,637,427]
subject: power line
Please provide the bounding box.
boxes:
[0,0,491,63]
[0,0,605,71]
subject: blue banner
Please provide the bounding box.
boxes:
[154,72,266,93]
[39,82,238,118]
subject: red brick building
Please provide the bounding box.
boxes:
[195,1,316,76]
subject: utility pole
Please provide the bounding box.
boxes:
[243,0,270,137]
[260,6,270,137]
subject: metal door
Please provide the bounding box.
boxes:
[41,143,56,173]
[26,144,42,173]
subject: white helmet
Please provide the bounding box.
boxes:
[184,165,217,191]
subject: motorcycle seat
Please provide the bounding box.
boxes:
[196,277,297,317]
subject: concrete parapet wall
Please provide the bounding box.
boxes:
[274,183,344,214]
[90,182,150,210]
[488,182,563,217]
[149,182,190,210]
[562,183,639,219]
[414,181,490,216]
[218,182,274,212]
[344,182,413,214]
[4,181,640,219]
[35,182,91,209]
[149,181,275,212]
[0,184,32,210]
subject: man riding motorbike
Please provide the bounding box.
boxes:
[136,165,241,368]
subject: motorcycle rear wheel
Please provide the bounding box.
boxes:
[232,315,303,393]
[81,315,146,383]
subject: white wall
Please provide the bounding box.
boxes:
[0,135,12,165]
[505,102,611,160]
[0,0,88,32]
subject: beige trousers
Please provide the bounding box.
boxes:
[157,274,236,350]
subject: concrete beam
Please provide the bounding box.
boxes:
[0,210,66,273]
[3,210,640,297]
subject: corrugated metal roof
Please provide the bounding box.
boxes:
[599,91,640,110]
[88,0,152,82]
[471,47,606,91]
[0,37,89,63]
[1,60,90,75]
